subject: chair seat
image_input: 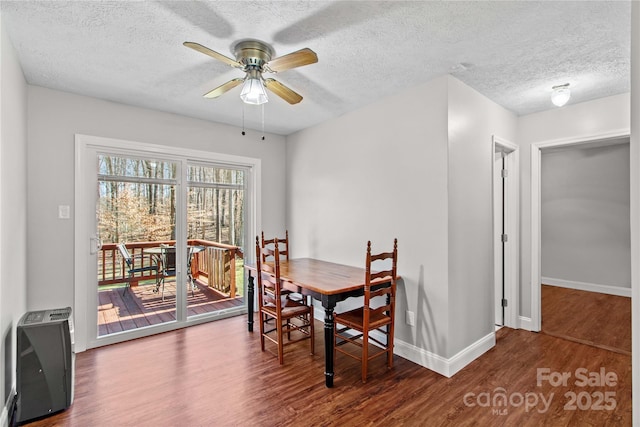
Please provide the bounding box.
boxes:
[262,299,311,319]
[335,307,392,331]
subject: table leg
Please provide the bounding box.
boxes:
[247,271,255,332]
[323,306,335,388]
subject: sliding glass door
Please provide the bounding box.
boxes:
[75,135,256,350]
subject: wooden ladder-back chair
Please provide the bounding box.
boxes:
[261,230,305,302]
[261,230,290,262]
[255,236,314,365]
[334,238,398,383]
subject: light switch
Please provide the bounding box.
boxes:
[58,205,70,219]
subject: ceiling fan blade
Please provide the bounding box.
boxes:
[183,41,241,68]
[266,48,318,73]
[264,78,303,104]
[203,78,244,99]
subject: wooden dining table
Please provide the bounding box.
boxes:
[245,258,395,388]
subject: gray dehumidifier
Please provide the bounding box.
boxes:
[15,307,74,424]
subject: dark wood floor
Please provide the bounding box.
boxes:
[542,284,631,355]
[24,314,631,426]
[98,280,244,336]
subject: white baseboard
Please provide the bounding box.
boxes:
[315,307,496,378]
[518,316,534,331]
[447,332,496,376]
[395,331,495,378]
[1,388,15,427]
[542,277,631,298]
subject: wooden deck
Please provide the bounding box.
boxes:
[98,280,244,336]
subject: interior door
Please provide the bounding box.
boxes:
[494,150,505,326]
[492,136,519,329]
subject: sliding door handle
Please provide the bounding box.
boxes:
[90,236,102,255]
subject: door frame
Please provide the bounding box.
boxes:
[529,128,630,331]
[74,134,261,352]
[492,136,519,328]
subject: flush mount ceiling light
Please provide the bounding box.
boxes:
[240,69,268,105]
[551,83,571,107]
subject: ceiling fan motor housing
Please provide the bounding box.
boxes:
[233,39,274,70]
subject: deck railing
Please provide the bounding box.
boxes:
[98,240,243,297]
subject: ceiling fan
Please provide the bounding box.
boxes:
[183,39,318,105]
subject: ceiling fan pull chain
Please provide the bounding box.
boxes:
[261,104,265,141]
[241,103,246,136]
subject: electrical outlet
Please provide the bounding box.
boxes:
[406,310,415,326]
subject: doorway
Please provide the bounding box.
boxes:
[492,136,519,328]
[537,138,631,353]
[74,134,260,351]
[530,130,631,332]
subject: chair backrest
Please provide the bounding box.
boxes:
[261,230,289,262]
[160,244,177,275]
[117,243,133,268]
[255,236,283,312]
[364,239,398,320]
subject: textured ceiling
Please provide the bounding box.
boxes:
[0,1,631,136]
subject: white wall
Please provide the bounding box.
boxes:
[516,93,630,318]
[0,14,27,420]
[447,77,517,356]
[541,143,630,289]
[287,75,451,358]
[26,85,287,312]
[286,75,517,369]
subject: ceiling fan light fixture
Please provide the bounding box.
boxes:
[240,70,268,105]
[551,83,571,107]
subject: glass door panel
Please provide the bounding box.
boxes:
[96,155,177,336]
[186,164,246,318]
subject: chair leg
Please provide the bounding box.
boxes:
[123,273,135,296]
[259,312,266,352]
[362,331,368,384]
[309,305,315,355]
[160,277,166,301]
[387,324,394,369]
[277,318,284,365]
[188,274,195,297]
[333,322,337,366]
